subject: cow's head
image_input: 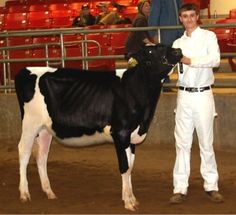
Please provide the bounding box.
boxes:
[129,44,182,77]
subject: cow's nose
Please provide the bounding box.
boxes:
[173,49,182,56]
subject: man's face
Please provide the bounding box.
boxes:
[179,10,199,30]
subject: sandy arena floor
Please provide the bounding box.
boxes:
[0,140,236,214]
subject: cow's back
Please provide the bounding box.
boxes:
[33,68,120,139]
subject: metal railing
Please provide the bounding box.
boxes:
[0,22,236,90]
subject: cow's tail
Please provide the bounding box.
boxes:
[15,68,37,120]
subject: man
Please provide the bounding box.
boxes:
[72,4,95,27]
[148,0,183,91]
[170,3,224,204]
[148,0,183,45]
[95,2,120,25]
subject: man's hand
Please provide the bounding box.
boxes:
[181,56,191,65]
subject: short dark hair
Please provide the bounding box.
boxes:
[179,3,200,16]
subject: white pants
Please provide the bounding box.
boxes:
[173,89,219,195]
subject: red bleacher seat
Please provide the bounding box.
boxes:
[8,37,32,46]
[32,36,59,45]
[29,4,49,12]
[85,33,111,47]
[69,2,90,11]
[86,46,115,71]
[227,28,236,72]
[5,0,24,7]
[212,27,232,53]
[230,9,236,19]
[51,16,74,28]
[26,0,46,5]
[28,11,51,29]
[32,47,62,67]
[109,24,131,54]
[46,0,69,4]
[115,0,133,6]
[63,34,82,44]
[49,3,70,11]
[64,46,82,68]
[8,5,29,13]
[8,49,32,80]
[4,12,28,30]
[0,14,5,30]
[0,6,8,14]
[0,39,6,85]
[6,37,32,79]
[51,9,74,18]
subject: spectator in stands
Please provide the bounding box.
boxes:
[95,2,121,25]
[72,3,95,27]
[125,0,155,59]
[148,0,183,45]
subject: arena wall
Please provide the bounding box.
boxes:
[0,93,235,149]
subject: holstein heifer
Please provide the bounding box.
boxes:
[15,44,182,211]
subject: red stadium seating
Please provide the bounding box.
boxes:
[8,49,32,80]
[86,46,115,71]
[85,33,111,47]
[109,24,131,54]
[7,37,32,46]
[50,9,74,18]
[46,0,69,4]
[29,4,49,12]
[5,0,24,7]
[8,5,29,13]
[212,27,232,53]
[51,16,74,28]
[228,28,236,71]
[64,46,82,68]
[49,3,70,11]
[32,47,62,67]
[4,12,28,30]
[229,9,236,19]
[27,11,51,29]
[26,0,46,5]
[69,2,90,11]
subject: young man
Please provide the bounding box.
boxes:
[170,3,224,204]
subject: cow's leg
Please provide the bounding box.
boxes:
[113,131,138,211]
[18,115,40,202]
[121,144,138,211]
[34,128,57,200]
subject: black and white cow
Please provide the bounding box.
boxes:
[15,44,182,211]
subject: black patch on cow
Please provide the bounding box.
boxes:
[38,68,120,138]
[15,68,37,119]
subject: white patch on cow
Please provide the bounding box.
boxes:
[27,67,57,77]
[130,126,147,145]
[56,131,113,147]
[24,71,53,128]
[115,68,126,78]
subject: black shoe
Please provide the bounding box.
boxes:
[206,191,224,203]
[169,193,186,204]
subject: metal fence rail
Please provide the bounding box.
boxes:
[0,22,236,90]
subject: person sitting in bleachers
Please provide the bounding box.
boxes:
[95,2,121,25]
[72,3,96,27]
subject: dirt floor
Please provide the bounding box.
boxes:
[0,140,236,214]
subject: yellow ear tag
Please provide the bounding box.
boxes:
[128,57,138,68]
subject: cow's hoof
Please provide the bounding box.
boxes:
[47,192,57,200]
[20,192,31,202]
[124,199,139,211]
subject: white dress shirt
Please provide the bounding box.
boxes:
[172,26,220,87]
